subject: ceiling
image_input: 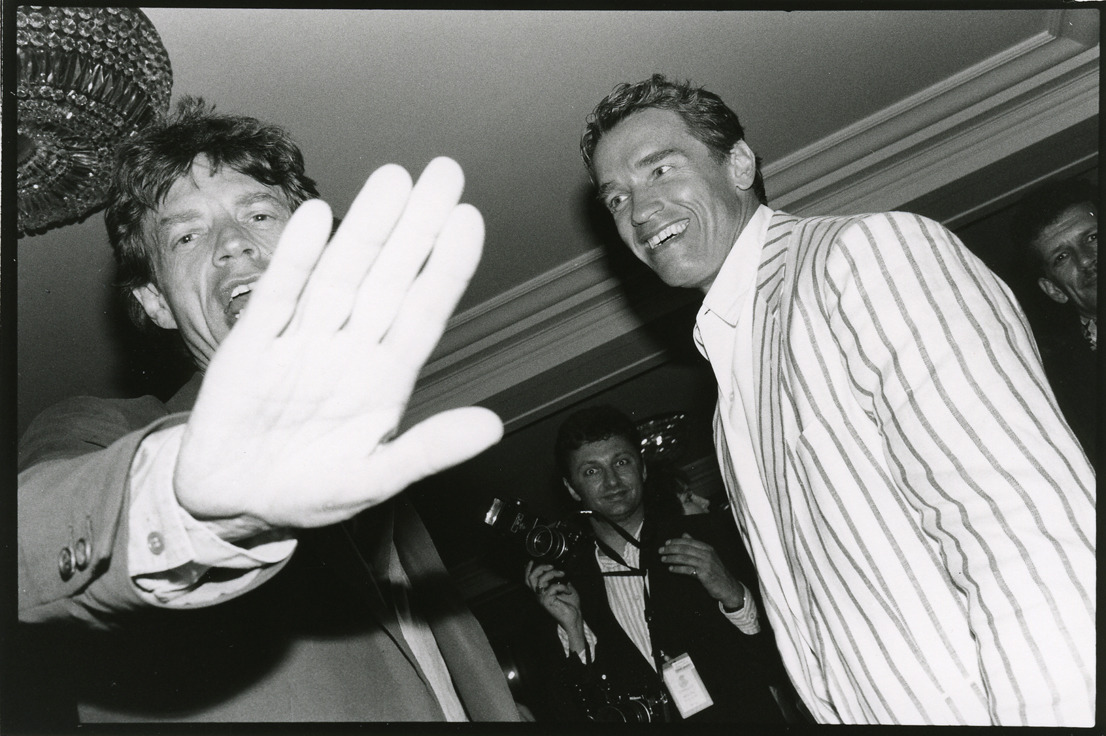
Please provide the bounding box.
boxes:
[14,11,1099,535]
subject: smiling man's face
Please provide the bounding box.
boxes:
[593,107,760,293]
[563,435,646,527]
[1032,202,1098,319]
[131,155,294,368]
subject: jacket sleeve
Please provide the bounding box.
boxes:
[821,212,1095,724]
[18,397,286,629]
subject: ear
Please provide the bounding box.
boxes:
[726,140,758,193]
[562,478,582,502]
[1038,277,1069,305]
[132,283,178,329]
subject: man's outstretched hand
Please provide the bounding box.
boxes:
[174,157,503,540]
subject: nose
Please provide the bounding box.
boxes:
[1070,243,1097,274]
[630,187,662,228]
[600,468,620,488]
[212,220,259,265]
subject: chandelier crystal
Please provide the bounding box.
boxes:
[16,6,173,236]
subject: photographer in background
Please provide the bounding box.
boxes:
[1010,179,1098,468]
[523,405,800,723]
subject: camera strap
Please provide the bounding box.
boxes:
[587,512,645,577]
[593,538,645,576]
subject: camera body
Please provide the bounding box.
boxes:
[574,675,671,723]
[483,497,587,565]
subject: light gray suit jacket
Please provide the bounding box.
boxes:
[18,373,521,722]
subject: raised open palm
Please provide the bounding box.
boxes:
[174,158,503,539]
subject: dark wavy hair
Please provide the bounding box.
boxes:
[554,404,642,481]
[581,73,767,204]
[106,96,320,329]
[1009,178,1098,275]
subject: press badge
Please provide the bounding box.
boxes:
[660,652,713,718]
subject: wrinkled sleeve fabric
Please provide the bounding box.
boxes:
[18,397,289,629]
[127,422,296,605]
[820,213,1095,725]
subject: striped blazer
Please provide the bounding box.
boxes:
[695,208,1095,726]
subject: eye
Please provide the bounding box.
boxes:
[171,232,197,249]
[1053,251,1070,267]
[652,164,673,178]
[606,194,628,214]
[248,209,284,224]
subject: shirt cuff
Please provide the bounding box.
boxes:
[127,424,296,604]
[720,582,760,635]
[557,620,598,664]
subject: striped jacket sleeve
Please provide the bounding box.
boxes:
[817,212,1095,725]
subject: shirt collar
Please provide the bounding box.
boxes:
[700,204,775,327]
[594,519,644,560]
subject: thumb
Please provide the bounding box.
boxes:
[371,407,504,491]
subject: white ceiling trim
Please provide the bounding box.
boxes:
[410,12,1099,426]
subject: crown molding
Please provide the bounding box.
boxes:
[409,11,1100,428]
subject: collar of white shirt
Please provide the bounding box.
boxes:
[700,204,775,328]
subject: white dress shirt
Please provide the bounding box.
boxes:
[695,205,1095,726]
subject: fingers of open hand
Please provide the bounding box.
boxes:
[377,203,484,364]
[349,157,468,342]
[238,199,334,342]
[344,407,503,509]
[290,163,414,333]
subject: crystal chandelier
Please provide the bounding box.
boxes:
[636,412,688,465]
[16,7,173,236]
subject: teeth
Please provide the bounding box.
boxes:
[230,283,253,299]
[646,221,688,249]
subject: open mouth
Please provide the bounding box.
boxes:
[646,220,688,250]
[225,282,254,322]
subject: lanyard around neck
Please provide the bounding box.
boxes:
[588,511,645,577]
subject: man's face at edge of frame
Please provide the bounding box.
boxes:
[1032,201,1098,319]
[591,107,760,294]
[130,155,295,369]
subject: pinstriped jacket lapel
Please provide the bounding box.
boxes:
[750,213,799,528]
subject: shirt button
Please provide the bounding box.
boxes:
[58,547,74,581]
[74,538,90,570]
[147,532,165,555]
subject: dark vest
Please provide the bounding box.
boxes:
[551,512,790,723]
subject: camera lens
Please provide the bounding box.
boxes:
[593,700,652,723]
[525,526,567,560]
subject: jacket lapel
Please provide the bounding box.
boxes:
[751,214,797,523]
[392,498,520,721]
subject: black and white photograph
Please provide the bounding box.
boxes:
[7,6,1097,730]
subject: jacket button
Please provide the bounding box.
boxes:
[74,538,90,570]
[58,547,74,581]
[147,532,165,555]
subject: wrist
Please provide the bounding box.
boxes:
[720,585,746,612]
[185,510,272,544]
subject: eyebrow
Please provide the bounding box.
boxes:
[596,147,682,200]
[154,191,287,231]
